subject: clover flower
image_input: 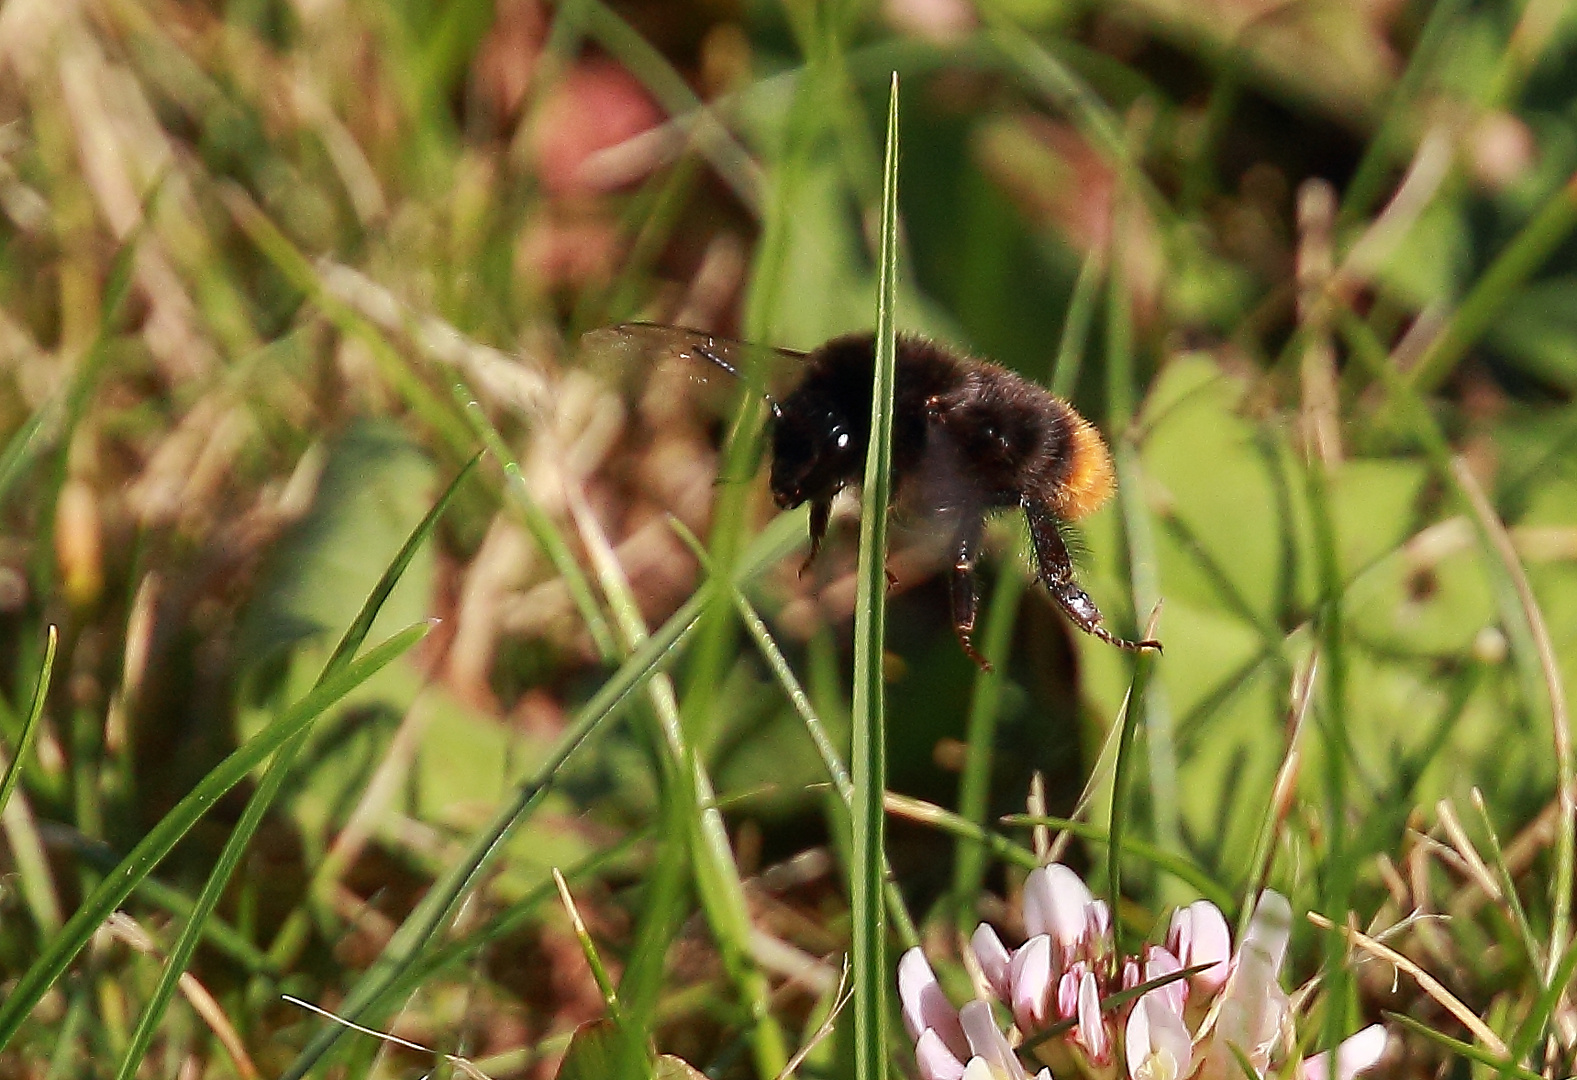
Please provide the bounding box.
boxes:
[899,865,1387,1080]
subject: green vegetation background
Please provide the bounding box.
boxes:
[1,0,1577,1077]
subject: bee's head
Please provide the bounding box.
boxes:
[769,402,861,509]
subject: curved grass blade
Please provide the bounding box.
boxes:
[277,466,806,1079]
[951,542,1028,929]
[1383,1013,1544,1080]
[850,73,901,1080]
[669,514,921,951]
[0,623,427,1048]
[566,483,787,1076]
[995,815,1232,912]
[0,627,57,820]
[455,394,618,660]
[1404,171,1577,397]
[278,588,711,1079]
[1107,619,1161,947]
[112,457,480,1080]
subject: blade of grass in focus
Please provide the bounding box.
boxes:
[279,511,805,1078]
[850,71,900,1080]
[1306,445,1353,1065]
[949,541,1028,931]
[0,623,428,1049]
[566,479,787,1078]
[112,456,480,1080]
[0,626,56,821]
[669,514,920,951]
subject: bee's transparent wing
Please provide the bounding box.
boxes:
[580,323,805,402]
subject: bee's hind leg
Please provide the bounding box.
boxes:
[1023,499,1161,652]
[949,516,993,672]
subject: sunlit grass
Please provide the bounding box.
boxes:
[1,1,1576,1078]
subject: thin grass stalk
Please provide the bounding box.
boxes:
[1050,245,1104,399]
[279,514,805,1077]
[850,73,901,1080]
[567,486,788,1077]
[1466,791,1543,976]
[1305,451,1352,1065]
[951,540,1029,930]
[0,624,426,1049]
[1383,1013,1544,1080]
[111,459,478,1080]
[1235,651,1316,935]
[1339,0,1471,225]
[1404,170,1577,397]
[580,0,762,214]
[279,594,710,1079]
[454,392,619,660]
[0,627,56,820]
[360,835,645,1018]
[1450,459,1573,987]
[1510,936,1577,1063]
[1339,308,1575,989]
[670,517,920,949]
[1105,629,1161,951]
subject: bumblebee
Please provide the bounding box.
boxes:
[593,324,1161,668]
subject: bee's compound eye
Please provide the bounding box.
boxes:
[835,430,850,449]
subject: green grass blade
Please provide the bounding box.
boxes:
[1339,0,1470,224]
[0,626,57,820]
[1306,453,1352,1065]
[850,72,900,1080]
[950,541,1028,929]
[1384,1013,1545,1080]
[1049,243,1104,399]
[568,485,787,1077]
[112,457,478,1080]
[0,623,427,1049]
[1509,934,1577,1062]
[1106,637,1161,946]
[278,587,717,1078]
[1001,812,1234,910]
[1405,172,1577,397]
[669,516,921,952]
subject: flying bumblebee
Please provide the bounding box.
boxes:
[588,323,1162,669]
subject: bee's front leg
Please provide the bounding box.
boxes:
[800,498,831,577]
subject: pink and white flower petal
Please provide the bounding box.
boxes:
[1087,899,1112,943]
[1075,968,1112,1064]
[1009,934,1055,1030]
[1057,963,1087,1021]
[1303,1025,1388,1080]
[916,1030,970,1080]
[1142,945,1187,1015]
[972,923,1014,1001]
[1025,864,1095,951]
[1125,990,1194,1080]
[961,1000,1030,1080]
[1214,891,1292,1066]
[900,947,969,1059]
[1168,900,1232,998]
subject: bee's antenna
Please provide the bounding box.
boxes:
[691,341,782,420]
